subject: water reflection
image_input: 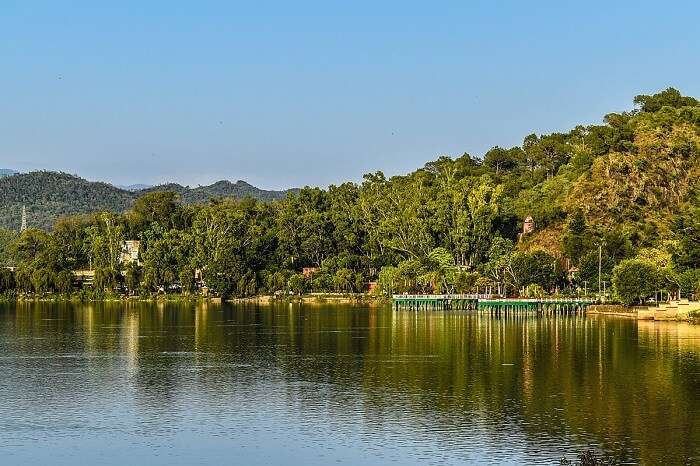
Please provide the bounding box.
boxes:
[0,302,699,465]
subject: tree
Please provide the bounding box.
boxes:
[483,236,514,291]
[288,273,307,295]
[333,268,354,293]
[0,229,17,266]
[678,269,700,300]
[125,262,142,294]
[377,266,399,295]
[506,250,560,293]
[673,208,700,269]
[94,267,119,293]
[634,87,698,113]
[31,268,53,294]
[612,259,661,305]
[179,266,196,294]
[0,268,15,293]
[54,270,73,294]
[12,229,49,264]
[130,191,183,230]
[562,209,591,265]
[483,146,523,174]
[419,247,457,293]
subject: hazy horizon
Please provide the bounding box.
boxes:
[3,1,699,190]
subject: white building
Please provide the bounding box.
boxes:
[120,240,141,265]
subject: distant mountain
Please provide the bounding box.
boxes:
[0,171,297,230]
[0,169,18,178]
[138,180,297,203]
[117,183,152,191]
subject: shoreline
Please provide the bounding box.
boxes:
[2,292,386,306]
[587,303,700,322]
[3,296,699,323]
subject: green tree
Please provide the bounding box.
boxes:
[31,268,53,294]
[507,250,560,293]
[634,87,698,113]
[125,262,142,294]
[562,209,591,265]
[179,265,196,294]
[0,229,17,266]
[12,229,49,264]
[130,191,183,230]
[54,270,73,294]
[0,268,15,293]
[612,259,661,305]
[483,146,523,174]
[288,273,307,295]
[333,268,354,293]
[678,269,700,299]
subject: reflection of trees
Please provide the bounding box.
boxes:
[264,309,700,464]
[2,303,700,463]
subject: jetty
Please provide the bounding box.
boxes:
[392,294,596,314]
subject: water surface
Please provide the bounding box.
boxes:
[1,302,699,465]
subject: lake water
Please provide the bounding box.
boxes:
[0,302,699,465]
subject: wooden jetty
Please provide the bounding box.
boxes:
[392,294,596,314]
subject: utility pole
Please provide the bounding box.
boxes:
[598,244,602,297]
[583,280,588,296]
[20,206,27,232]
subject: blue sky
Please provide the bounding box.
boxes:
[1,1,699,189]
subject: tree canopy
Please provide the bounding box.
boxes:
[1,88,699,302]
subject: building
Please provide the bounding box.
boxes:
[120,240,141,265]
[73,270,95,285]
[302,267,319,278]
[523,216,535,234]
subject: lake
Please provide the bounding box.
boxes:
[0,302,699,465]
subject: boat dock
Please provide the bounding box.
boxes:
[392,294,596,314]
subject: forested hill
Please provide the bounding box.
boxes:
[2,88,700,303]
[139,180,298,203]
[0,171,295,230]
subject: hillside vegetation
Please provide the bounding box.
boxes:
[0,173,295,230]
[1,88,699,303]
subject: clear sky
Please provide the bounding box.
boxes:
[2,1,699,189]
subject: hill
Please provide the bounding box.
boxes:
[138,180,298,203]
[0,169,18,178]
[0,171,295,230]
[1,88,699,303]
[117,183,152,191]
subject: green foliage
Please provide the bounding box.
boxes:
[31,268,53,294]
[125,263,142,294]
[612,259,661,305]
[508,250,562,293]
[179,266,196,294]
[672,208,700,269]
[0,171,295,230]
[1,89,700,301]
[0,268,15,293]
[288,273,308,295]
[634,87,699,113]
[54,270,74,294]
[678,269,700,299]
[562,209,591,265]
